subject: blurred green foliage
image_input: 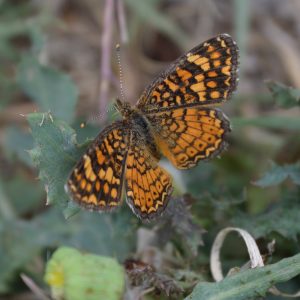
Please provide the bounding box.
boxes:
[266,80,300,109]
[18,57,79,123]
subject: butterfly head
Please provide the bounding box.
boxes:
[115,99,133,119]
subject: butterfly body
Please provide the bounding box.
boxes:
[116,99,161,160]
[66,34,239,220]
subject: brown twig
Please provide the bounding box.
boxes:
[99,0,115,124]
[20,273,50,300]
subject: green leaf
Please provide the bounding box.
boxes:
[254,161,300,187]
[0,180,16,221]
[3,126,33,167]
[185,253,300,300]
[18,56,79,123]
[44,247,125,300]
[232,195,300,240]
[0,14,51,40]
[266,80,300,108]
[0,206,136,293]
[2,175,44,216]
[27,112,87,215]
[0,72,18,109]
[0,219,40,293]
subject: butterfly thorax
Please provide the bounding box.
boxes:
[115,99,160,160]
[115,99,133,118]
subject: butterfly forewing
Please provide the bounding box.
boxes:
[137,34,239,113]
[66,121,129,210]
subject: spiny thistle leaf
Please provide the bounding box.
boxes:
[266,80,300,108]
[232,195,300,240]
[27,112,88,217]
[157,194,206,256]
[254,161,300,187]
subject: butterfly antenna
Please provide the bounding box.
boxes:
[116,44,126,103]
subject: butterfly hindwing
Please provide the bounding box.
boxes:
[148,107,230,169]
[125,131,173,219]
[137,34,239,113]
[66,121,129,210]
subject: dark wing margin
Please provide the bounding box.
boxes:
[136,33,239,113]
[65,120,129,211]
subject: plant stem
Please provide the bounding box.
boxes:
[99,0,115,124]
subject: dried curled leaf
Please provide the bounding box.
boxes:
[210,227,264,282]
[186,227,300,300]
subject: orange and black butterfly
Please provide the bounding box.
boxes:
[65,34,239,220]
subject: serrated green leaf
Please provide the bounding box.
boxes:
[232,195,300,240]
[266,80,300,108]
[185,253,300,300]
[27,112,87,214]
[158,195,206,256]
[18,57,78,123]
[254,161,300,187]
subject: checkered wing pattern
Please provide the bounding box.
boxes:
[66,121,129,210]
[125,132,173,219]
[137,34,239,112]
[148,107,230,169]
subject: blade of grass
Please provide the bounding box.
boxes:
[125,0,188,50]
